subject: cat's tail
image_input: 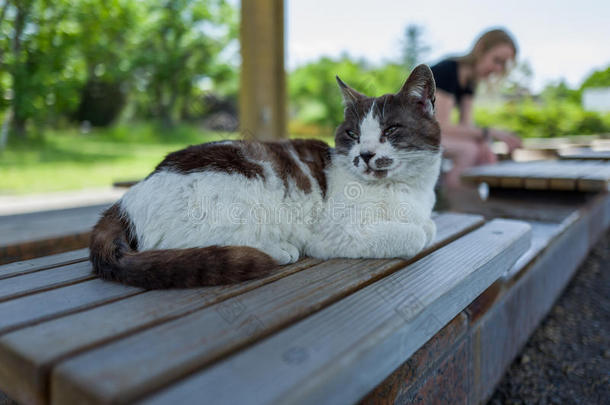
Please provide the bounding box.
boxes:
[89,204,276,289]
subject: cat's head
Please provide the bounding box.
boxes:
[334,64,441,182]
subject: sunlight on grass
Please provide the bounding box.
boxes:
[0,123,335,195]
[0,123,239,195]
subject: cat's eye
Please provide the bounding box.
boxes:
[384,125,400,136]
[346,130,359,139]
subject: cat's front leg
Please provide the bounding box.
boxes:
[422,218,436,246]
[367,222,428,258]
[306,221,427,260]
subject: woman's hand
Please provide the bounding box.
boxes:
[491,129,522,152]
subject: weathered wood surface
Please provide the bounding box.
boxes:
[0,261,94,302]
[462,160,610,191]
[504,220,568,280]
[0,213,483,405]
[0,280,141,335]
[0,204,107,265]
[137,220,531,405]
[559,149,610,160]
[0,248,88,280]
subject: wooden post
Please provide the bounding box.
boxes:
[239,0,286,140]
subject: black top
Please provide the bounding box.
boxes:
[430,59,474,105]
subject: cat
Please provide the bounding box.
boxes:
[90,64,441,289]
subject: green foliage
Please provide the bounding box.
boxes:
[0,0,238,138]
[580,66,610,90]
[1,0,87,132]
[289,56,409,129]
[132,0,237,124]
[0,123,238,194]
[474,98,610,138]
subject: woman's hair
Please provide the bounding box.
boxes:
[458,28,517,81]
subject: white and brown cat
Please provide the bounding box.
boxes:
[90,64,441,288]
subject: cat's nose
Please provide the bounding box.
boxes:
[360,152,375,164]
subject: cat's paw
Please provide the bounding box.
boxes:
[399,225,428,257]
[263,243,300,265]
[422,219,436,246]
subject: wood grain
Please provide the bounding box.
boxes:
[0,248,88,280]
[0,258,322,405]
[0,261,94,302]
[462,160,610,192]
[0,279,141,335]
[48,214,487,405]
[0,213,482,405]
[136,220,530,405]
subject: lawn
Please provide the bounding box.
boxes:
[0,123,335,195]
[0,123,241,195]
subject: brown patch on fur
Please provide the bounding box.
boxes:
[153,142,265,179]
[290,139,331,197]
[263,142,312,194]
[89,203,276,289]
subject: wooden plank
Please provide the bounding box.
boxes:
[0,258,322,405]
[503,220,569,280]
[240,0,285,140]
[0,205,105,248]
[0,232,91,266]
[0,261,94,302]
[0,213,481,405]
[48,214,484,405]
[560,150,610,160]
[0,204,104,264]
[463,160,610,192]
[136,219,530,405]
[0,280,141,335]
[0,248,88,280]
[577,161,610,192]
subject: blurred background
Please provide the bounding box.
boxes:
[0,0,609,195]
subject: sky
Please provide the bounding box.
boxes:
[285,0,610,92]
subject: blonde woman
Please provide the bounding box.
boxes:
[431,28,522,188]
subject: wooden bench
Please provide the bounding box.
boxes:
[559,149,610,160]
[0,205,110,265]
[0,212,532,404]
[2,156,610,404]
[462,159,610,192]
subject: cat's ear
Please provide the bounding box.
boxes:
[336,76,366,105]
[397,64,436,117]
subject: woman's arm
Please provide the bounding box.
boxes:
[459,95,474,125]
[436,91,522,151]
[435,90,485,141]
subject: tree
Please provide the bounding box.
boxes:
[72,0,141,126]
[402,24,429,72]
[580,65,610,90]
[132,0,237,127]
[0,0,85,137]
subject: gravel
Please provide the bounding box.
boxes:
[488,230,610,405]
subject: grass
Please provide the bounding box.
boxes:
[0,123,241,195]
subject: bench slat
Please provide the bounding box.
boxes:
[0,258,322,405]
[0,248,89,280]
[0,262,95,302]
[135,219,530,405]
[46,214,483,405]
[463,160,610,191]
[0,280,140,335]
